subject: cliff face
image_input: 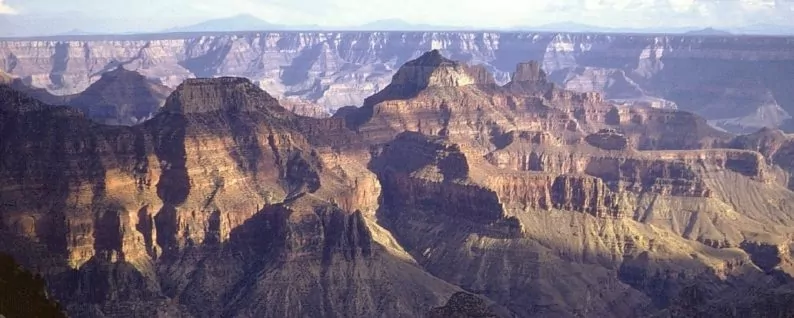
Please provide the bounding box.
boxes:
[3,50,794,317]
[66,66,172,125]
[346,51,794,316]
[2,32,794,132]
[0,253,66,318]
[0,78,459,317]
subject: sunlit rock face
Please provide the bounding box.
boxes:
[0,77,459,317]
[2,50,794,317]
[3,32,794,132]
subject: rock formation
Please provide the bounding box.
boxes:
[0,253,66,318]
[66,66,172,125]
[1,67,172,125]
[0,77,458,317]
[3,32,794,132]
[2,50,794,317]
[428,292,501,318]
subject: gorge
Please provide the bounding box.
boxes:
[1,45,794,317]
[2,31,794,133]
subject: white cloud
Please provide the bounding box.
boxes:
[5,0,794,31]
[137,0,794,29]
[0,0,17,14]
[668,0,695,12]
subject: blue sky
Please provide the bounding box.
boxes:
[1,0,793,33]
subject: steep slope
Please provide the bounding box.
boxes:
[0,79,463,317]
[345,51,794,317]
[66,66,172,125]
[3,31,794,133]
[3,50,794,318]
[0,69,69,105]
[0,253,66,318]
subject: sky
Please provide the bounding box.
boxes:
[1,0,793,35]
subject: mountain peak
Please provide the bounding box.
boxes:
[102,65,146,80]
[409,49,452,66]
[165,14,277,33]
[67,67,172,125]
[510,61,547,83]
[389,50,492,89]
[505,61,553,93]
[362,50,495,107]
[163,77,288,116]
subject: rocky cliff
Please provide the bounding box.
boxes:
[2,50,794,317]
[0,77,460,317]
[2,32,794,132]
[63,66,172,125]
[346,51,794,316]
[0,253,66,318]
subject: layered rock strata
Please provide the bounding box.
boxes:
[3,32,794,132]
[2,50,794,317]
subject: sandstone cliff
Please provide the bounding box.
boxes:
[346,51,794,316]
[0,78,460,317]
[2,50,794,318]
[66,66,172,125]
[2,32,794,132]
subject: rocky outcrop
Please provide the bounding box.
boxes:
[278,97,331,118]
[0,253,66,318]
[66,66,172,125]
[361,49,496,109]
[371,132,508,224]
[608,106,731,150]
[0,70,69,105]
[551,174,623,218]
[428,292,499,318]
[586,128,629,151]
[3,50,794,318]
[163,77,285,115]
[738,237,794,274]
[550,66,645,100]
[2,67,172,125]
[0,78,459,317]
[3,32,794,133]
[505,61,553,94]
[374,134,622,219]
[730,128,794,189]
[666,283,794,318]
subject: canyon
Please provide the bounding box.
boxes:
[2,32,794,133]
[1,48,794,317]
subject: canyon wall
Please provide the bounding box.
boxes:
[2,32,794,132]
[3,46,794,317]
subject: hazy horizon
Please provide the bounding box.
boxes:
[1,0,793,36]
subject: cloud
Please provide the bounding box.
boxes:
[0,0,17,14]
[4,0,794,31]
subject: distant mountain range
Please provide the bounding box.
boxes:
[164,16,469,32]
[163,14,319,33]
[159,17,794,35]
[1,13,792,37]
[352,19,470,31]
[685,27,733,36]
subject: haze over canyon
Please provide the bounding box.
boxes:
[2,31,794,133]
[1,28,794,318]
